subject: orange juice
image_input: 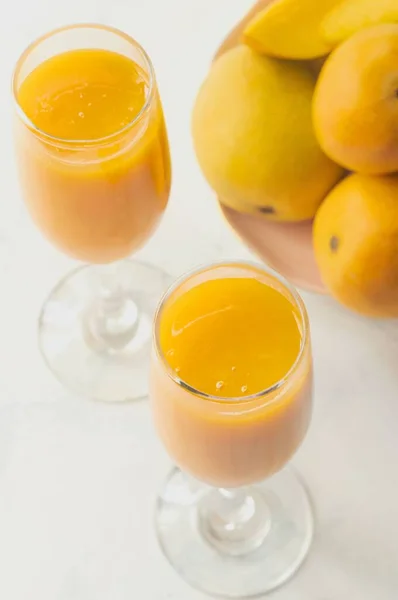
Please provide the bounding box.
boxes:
[151,263,312,488]
[14,44,170,263]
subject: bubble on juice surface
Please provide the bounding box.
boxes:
[39,100,53,114]
[78,112,84,118]
[216,381,224,390]
[231,366,236,372]
[166,349,174,358]
[241,385,248,393]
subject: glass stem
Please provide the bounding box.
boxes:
[198,485,272,557]
[83,262,139,352]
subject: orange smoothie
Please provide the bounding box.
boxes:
[151,263,312,488]
[14,46,170,263]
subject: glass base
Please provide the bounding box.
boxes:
[155,467,314,598]
[38,259,172,402]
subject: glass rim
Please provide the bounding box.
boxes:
[11,23,156,147]
[153,260,310,405]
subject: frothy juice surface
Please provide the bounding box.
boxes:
[15,46,170,263]
[18,49,148,140]
[160,276,302,397]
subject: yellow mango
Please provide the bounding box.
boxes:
[192,46,343,221]
[243,0,341,59]
[313,24,398,174]
[314,173,398,317]
[322,0,398,47]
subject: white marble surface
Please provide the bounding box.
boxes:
[0,1,398,598]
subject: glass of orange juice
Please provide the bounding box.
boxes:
[150,261,314,598]
[12,24,171,402]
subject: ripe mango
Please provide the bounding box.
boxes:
[314,173,398,317]
[192,46,343,221]
[322,0,398,47]
[313,24,398,174]
[243,0,341,59]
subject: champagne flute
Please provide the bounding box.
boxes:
[13,24,172,402]
[150,261,314,598]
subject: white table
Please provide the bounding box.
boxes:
[0,1,397,598]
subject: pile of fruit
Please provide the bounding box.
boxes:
[192,0,398,318]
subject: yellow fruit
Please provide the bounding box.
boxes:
[214,0,274,61]
[215,0,326,78]
[314,173,398,317]
[313,24,398,175]
[243,0,341,59]
[322,0,398,47]
[192,46,343,222]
